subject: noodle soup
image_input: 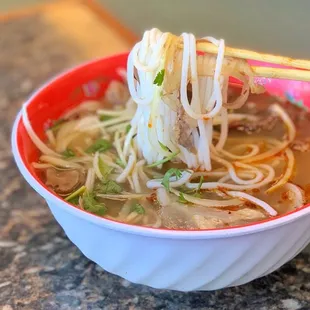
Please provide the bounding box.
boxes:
[22,29,310,230]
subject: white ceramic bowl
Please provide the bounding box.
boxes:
[11,54,310,291]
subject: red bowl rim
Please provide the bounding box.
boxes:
[11,53,310,239]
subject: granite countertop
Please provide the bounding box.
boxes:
[0,15,309,310]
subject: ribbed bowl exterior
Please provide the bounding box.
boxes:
[47,200,310,291]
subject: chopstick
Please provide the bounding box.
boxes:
[251,66,310,81]
[195,40,310,70]
[178,39,310,81]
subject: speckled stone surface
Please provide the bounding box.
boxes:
[0,15,310,310]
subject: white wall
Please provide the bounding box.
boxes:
[100,0,310,58]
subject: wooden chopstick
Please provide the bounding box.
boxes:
[251,66,310,81]
[180,40,310,82]
[195,40,310,70]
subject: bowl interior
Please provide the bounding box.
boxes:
[13,52,310,234]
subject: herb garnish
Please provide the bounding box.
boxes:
[49,119,66,132]
[178,192,188,204]
[100,115,115,122]
[158,141,169,151]
[86,139,112,154]
[82,192,107,216]
[65,185,86,204]
[98,157,113,180]
[161,168,183,192]
[62,148,75,158]
[153,69,165,86]
[125,124,132,133]
[197,176,204,192]
[116,158,126,168]
[131,203,145,214]
[147,151,180,168]
[96,180,122,194]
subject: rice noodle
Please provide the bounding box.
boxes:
[186,164,275,191]
[116,154,136,183]
[85,168,95,192]
[22,105,60,157]
[39,155,82,169]
[266,148,295,193]
[227,191,277,216]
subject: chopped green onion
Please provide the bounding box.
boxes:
[65,185,86,203]
[82,191,107,216]
[161,168,183,191]
[62,148,75,158]
[178,192,188,204]
[158,141,169,151]
[197,176,204,192]
[100,115,115,122]
[86,139,112,154]
[116,158,126,168]
[131,203,145,214]
[147,151,180,168]
[153,69,165,86]
[96,180,122,194]
[125,124,132,133]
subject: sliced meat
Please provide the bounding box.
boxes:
[45,168,84,196]
[232,208,266,221]
[174,106,195,151]
[192,214,225,229]
[229,114,278,134]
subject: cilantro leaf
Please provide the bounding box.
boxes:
[125,124,132,133]
[83,192,107,216]
[98,157,113,180]
[131,203,145,214]
[161,168,183,192]
[100,115,115,122]
[86,139,112,153]
[158,141,169,151]
[116,158,126,168]
[153,69,165,86]
[178,192,188,204]
[62,148,75,158]
[96,180,122,194]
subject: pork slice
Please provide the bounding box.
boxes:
[174,106,196,151]
[192,214,225,229]
[229,114,278,134]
